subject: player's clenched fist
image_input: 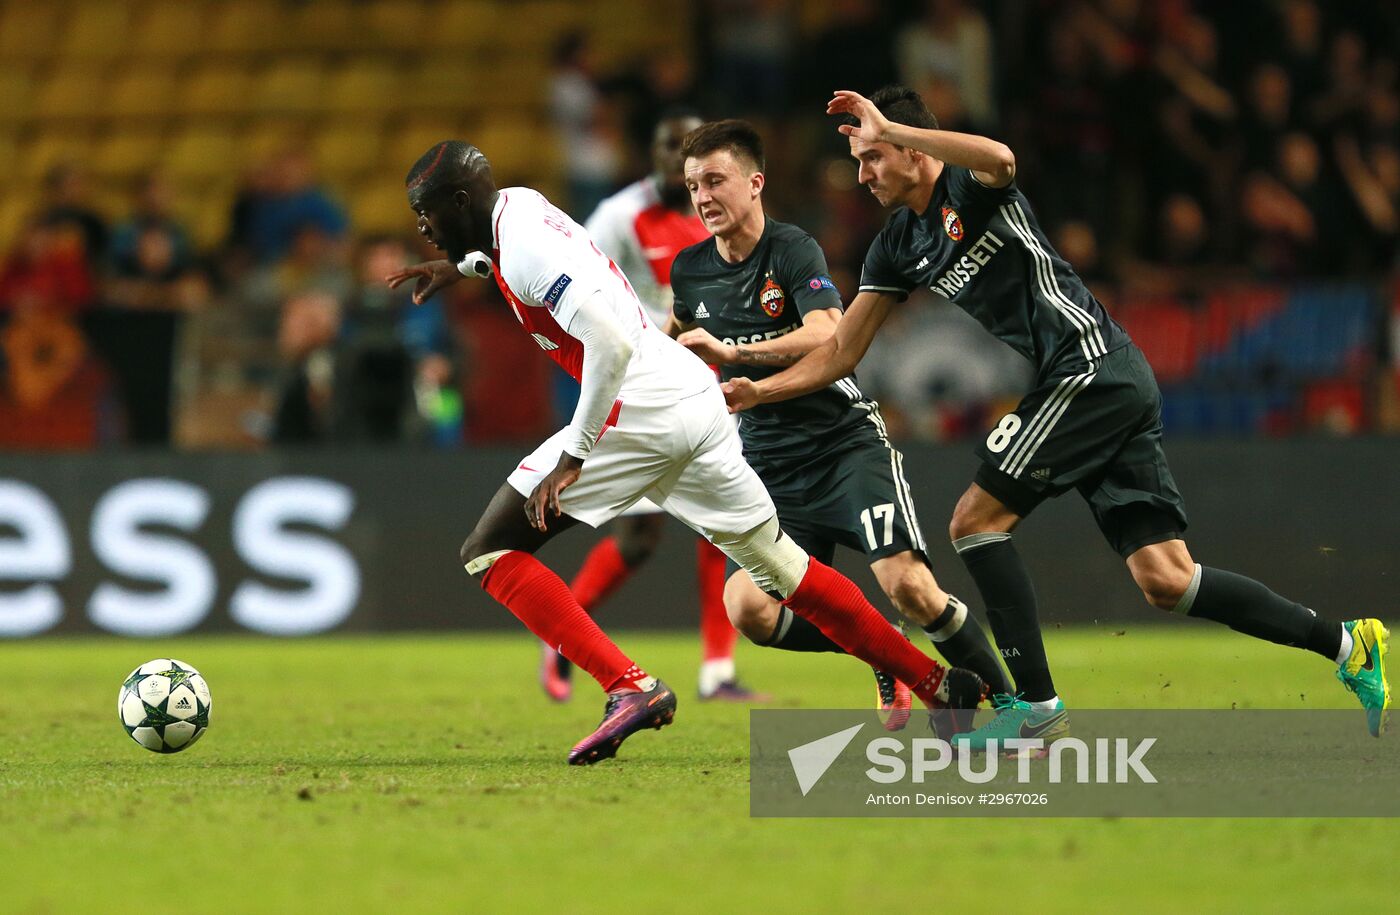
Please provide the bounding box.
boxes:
[385,259,463,305]
[677,327,737,365]
[721,377,760,413]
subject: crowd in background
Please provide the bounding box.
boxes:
[2,0,1398,451]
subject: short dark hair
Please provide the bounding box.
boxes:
[861,85,940,131]
[681,119,765,172]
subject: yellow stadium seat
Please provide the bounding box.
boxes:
[323,61,402,116]
[351,181,415,236]
[420,1,499,52]
[0,3,62,61]
[285,0,358,53]
[241,122,314,167]
[474,118,561,183]
[314,124,385,181]
[0,192,35,250]
[206,1,284,56]
[107,68,179,120]
[175,187,234,249]
[161,128,240,181]
[474,61,548,111]
[251,61,326,115]
[177,65,254,118]
[0,68,32,126]
[356,0,430,53]
[402,57,489,116]
[33,70,107,121]
[90,130,164,180]
[0,130,19,179]
[130,1,209,60]
[18,130,95,181]
[58,2,133,63]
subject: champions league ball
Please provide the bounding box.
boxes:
[117,659,212,753]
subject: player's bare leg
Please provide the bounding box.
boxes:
[871,550,1012,698]
[463,483,676,764]
[1129,539,1390,736]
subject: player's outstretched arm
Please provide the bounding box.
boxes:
[828,89,1016,189]
[678,308,839,367]
[724,291,895,412]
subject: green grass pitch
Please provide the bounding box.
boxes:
[2,627,1393,913]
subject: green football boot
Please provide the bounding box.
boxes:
[1336,618,1390,737]
[951,693,1069,755]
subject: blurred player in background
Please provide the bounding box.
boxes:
[671,119,1011,728]
[388,141,984,764]
[542,111,756,704]
[725,87,1391,743]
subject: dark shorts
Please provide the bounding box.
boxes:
[726,420,928,579]
[973,344,1188,558]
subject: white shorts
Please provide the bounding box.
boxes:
[507,386,774,537]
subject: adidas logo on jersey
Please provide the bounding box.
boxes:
[916,257,930,270]
[531,333,560,351]
[1030,468,1051,482]
[694,301,710,318]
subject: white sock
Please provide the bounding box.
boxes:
[1335,627,1354,667]
[1028,696,1061,712]
[698,658,736,696]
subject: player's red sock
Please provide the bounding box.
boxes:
[697,538,737,662]
[482,551,650,692]
[783,558,947,704]
[569,536,633,612]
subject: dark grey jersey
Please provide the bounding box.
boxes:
[672,218,878,467]
[860,165,1131,377]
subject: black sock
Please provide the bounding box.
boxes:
[762,606,847,653]
[923,595,1014,696]
[954,533,1058,702]
[1182,565,1343,660]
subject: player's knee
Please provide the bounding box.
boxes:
[1135,566,1190,611]
[948,506,990,543]
[882,566,938,620]
[723,579,777,643]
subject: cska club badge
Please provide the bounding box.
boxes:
[941,205,964,242]
[759,275,786,317]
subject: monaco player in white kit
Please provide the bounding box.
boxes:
[549,112,754,705]
[388,141,982,766]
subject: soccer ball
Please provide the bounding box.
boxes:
[117,659,212,753]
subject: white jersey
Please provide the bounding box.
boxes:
[488,187,715,408]
[583,177,710,328]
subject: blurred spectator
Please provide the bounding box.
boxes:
[91,181,210,446]
[37,162,107,264]
[227,147,348,267]
[0,220,107,447]
[896,0,995,130]
[550,31,623,215]
[271,290,338,444]
[329,236,458,445]
[1237,63,1296,172]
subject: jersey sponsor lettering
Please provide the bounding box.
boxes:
[931,229,1006,299]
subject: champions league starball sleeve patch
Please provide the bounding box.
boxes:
[544,273,573,311]
[807,275,837,291]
